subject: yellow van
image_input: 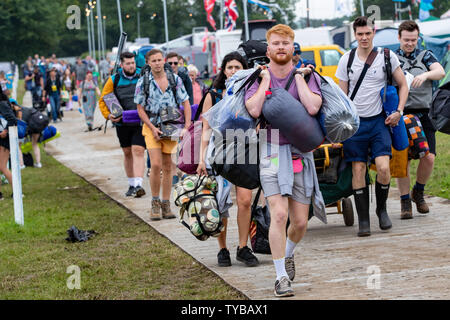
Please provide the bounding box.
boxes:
[300,45,345,84]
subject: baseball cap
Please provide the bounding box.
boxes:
[293,42,301,56]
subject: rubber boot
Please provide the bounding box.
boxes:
[375,180,392,230]
[353,186,371,237]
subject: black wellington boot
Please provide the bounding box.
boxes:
[353,186,371,237]
[375,180,392,230]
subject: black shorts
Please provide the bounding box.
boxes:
[406,111,436,156]
[0,136,10,151]
[116,125,146,148]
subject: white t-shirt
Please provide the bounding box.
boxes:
[335,48,401,117]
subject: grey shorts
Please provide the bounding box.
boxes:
[259,153,311,205]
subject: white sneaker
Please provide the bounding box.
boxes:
[34,163,42,168]
[20,165,26,170]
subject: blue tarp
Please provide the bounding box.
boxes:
[350,27,449,62]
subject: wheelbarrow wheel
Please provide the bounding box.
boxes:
[342,198,354,226]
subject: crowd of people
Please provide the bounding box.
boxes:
[21,54,112,130]
[99,18,444,298]
[0,53,112,198]
[0,17,446,298]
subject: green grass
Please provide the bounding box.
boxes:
[408,131,450,199]
[0,149,245,300]
[16,79,25,105]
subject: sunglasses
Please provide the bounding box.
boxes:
[168,62,178,66]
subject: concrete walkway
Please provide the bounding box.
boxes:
[33,99,450,299]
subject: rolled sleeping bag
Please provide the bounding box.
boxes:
[122,110,141,123]
[380,86,409,151]
[262,88,324,153]
[42,125,57,141]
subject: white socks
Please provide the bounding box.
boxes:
[128,177,143,187]
[273,238,299,281]
[273,258,289,281]
[134,177,143,187]
[285,238,298,258]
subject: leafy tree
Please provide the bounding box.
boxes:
[0,0,298,64]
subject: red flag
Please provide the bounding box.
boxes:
[204,0,216,30]
[202,28,209,53]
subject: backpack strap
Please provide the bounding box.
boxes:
[167,70,179,106]
[251,187,263,216]
[383,48,393,86]
[284,69,300,91]
[113,72,120,98]
[347,48,357,80]
[235,69,262,94]
[349,47,379,101]
[194,88,217,121]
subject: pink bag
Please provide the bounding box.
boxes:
[177,120,203,174]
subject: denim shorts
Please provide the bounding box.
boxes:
[343,112,392,163]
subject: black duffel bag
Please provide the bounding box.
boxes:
[209,130,260,190]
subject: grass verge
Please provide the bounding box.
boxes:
[0,148,246,300]
[408,131,450,199]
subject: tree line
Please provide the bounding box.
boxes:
[0,0,296,64]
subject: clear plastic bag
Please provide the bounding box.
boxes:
[317,75,360,143]
[203,68,258,134]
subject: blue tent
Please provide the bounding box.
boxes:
[350,27,449,63]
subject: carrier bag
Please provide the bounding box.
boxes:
[203,68,260,135]
[173,175,224,241]
[249,187,271,254]
[209,129,260,190]
[313,71,359,143]
[177,95,206,174]
[178,121,203,174]
[203,69,263,189]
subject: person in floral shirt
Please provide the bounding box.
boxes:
[135,48,191,221]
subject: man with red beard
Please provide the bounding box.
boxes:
[245,24,324,297]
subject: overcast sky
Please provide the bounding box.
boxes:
[295,0,356,20]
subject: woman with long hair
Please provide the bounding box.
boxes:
[197,52,259,268]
